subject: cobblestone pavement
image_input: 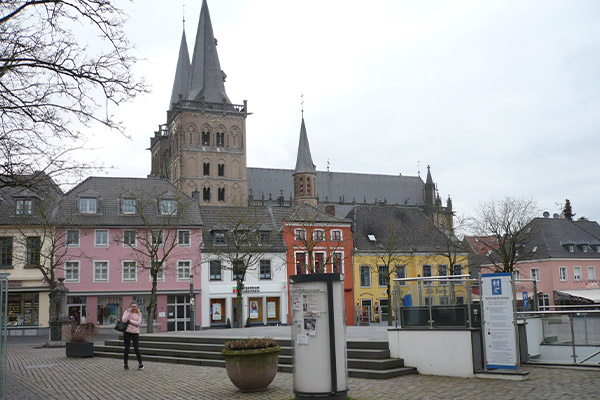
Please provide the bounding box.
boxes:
[6,345,599,400]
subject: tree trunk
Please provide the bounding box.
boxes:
[236,277,244,328]
[147,274,158,333]
[387,282,393,326]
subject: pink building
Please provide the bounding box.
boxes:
[57,177,202,332]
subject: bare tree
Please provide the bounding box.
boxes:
[427,214,471,277]
[204,206,279,328]
[471,197,539,272]
[0,1,146,187]
[114,190,198,333]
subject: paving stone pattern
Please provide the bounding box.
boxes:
[7,345,600,400]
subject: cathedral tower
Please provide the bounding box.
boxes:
[150,0,248,206]
[293,117,317,207]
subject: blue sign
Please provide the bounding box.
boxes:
[491,278,502,295]
[523,292,529,309]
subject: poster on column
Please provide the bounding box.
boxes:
[481,273,518,370]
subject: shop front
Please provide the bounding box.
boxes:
[7,281,50,336]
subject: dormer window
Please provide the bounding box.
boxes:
[258,231,270,245]
[568,245,574,253]
[582,244,588,253]
[159,199,177,215]
[16,199,33,215]
[122,198,137,214]
[213,231,226,245]
[79,198,97,214]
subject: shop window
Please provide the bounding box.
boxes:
[95,230,109,247]
[66,230,79,247]
[123,229,137,247]
[7,293,39,326]
[360,265,371,287]
[332,252,342,273]
[209,260,222,280]
[178,230,190,246]
[378,265,389,287]
[94,261,109,282]
[122,261,137,281]
[260,259,271,279]
[65,261,80,282]
[16,199,33,215]
[97,296,122,326]
[133,295,153,325]
[0,237,13,267]
[177,260,191,281]
[26,236,41,266]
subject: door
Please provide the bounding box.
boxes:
[167,295,191,331]
[210,299,225,326]
[266,297,280,324]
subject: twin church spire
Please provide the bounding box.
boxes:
[169,0,230,110]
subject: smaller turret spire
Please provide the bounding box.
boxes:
[294,118,316,174]
[169,30,191,110]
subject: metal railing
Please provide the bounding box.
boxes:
[392,275,480,329]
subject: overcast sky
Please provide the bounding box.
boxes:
[85,0,600,222]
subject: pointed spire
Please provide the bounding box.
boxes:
[425,165,434,185]
[187,0,230,104]
[294,118,316,174]
[169,30,191,110]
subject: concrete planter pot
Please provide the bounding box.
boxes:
[221,346,281,392]
[66,342,94,358]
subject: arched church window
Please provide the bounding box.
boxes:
[218,187,225,202]
[216,132,225,147]
[299,177,304,196]
[218,163,225,177]
[203,163,210,176]
[202,131,210,146]
[203,187,211,202]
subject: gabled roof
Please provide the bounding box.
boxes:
[187,0,230,104]
[57,177,202,227]
[286,204,349,225]
[348,205,450,252]
[0,173,63,225]
[169,30,191,110]
[294,118,316,175]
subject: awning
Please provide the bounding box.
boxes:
[555,289,600,303]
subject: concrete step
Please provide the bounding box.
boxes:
[348,358,404,370]
[349,367,418,380]
[347,348,390,359]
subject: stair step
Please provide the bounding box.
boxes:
[349,367,418,379]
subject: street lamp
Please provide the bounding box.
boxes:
[189,272,195,331]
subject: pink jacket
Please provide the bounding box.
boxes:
[122,309,142,334]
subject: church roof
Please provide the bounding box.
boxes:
[187,0,230,104]
[248,168,426,207]
[294,118,316,174]
[169,31,191,110]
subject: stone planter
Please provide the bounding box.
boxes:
[221,346,281,392]
[66,342,94,358]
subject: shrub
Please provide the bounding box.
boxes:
[224,337,278,351]
[67,323,98,343]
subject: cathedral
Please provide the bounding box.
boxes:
[149,0,453,230]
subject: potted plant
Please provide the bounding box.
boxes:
[221,337,281,392]
[66,323,97,358]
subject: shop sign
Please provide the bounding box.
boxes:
[8,280,22,288]
[244,286,260,293]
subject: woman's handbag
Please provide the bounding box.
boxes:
[115,319,129,332]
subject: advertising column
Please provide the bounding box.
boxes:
[481,272,518,370]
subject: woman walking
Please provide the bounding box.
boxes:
[122,301,144,370]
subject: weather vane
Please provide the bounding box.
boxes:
[182,3,186,28]
[301,94,304,117]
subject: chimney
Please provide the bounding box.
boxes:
[325,205,335,216]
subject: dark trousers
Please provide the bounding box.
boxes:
[123,332,143,366]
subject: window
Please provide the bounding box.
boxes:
[513,269,521,282]
[202,131,210,146]
[95,230,108,247]
[331,230,342,241]
[396,265,406,285]
[203,162,210,176]
[216,132,225,147]
[218,187,225,202]
[313,230,325,241]
[203,187,210,202]
[232,260,243,281]
[218,163,225,177]
[122,198,136,214]
[65,261,80,282]
[296,253,307,274]
[151,262,165,282]
[122,261,137,282]
[178,230,190,246]
[16,199,33,215]
[332,252,342,273]
[378,265,389,287]
[123,230,136,247]
[0,237,13,267]
[213,231,226,245]
[588,266,596,281]
[573,266,582,281]
[538,293,550,310]
[79,198,97,214]
[452,264,463,283]
[66,230,80,247]
[258,231,270,245]
[360,265,371,287]
[422,265,432,277]
[94,261,109,282]
[151,230,163,246]
[314,252,325,273]
[260,259,272,279]
[294,229,306,241]
[582,245,588,253]
[26,236,41,266]
[531,268,540,282]
[177,261,191,281]
[159,199,177,215]
[209,260,222,280]
[568,244,574,253]
[559,266,567,281]
[438,265,448,285]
